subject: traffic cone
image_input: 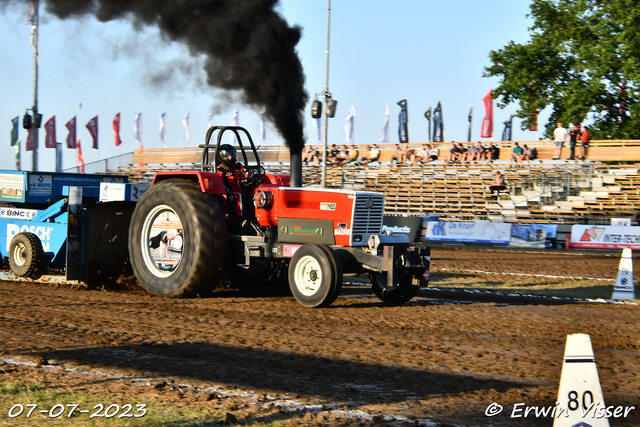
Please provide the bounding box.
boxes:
[553,334,609,426]
[611,248,635,300]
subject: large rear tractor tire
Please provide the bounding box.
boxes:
[370,271,420,305]
[289,243,342,308]
[9,232,44,279]
[128,180,228,297]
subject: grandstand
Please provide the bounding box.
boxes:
[67,139,640,225]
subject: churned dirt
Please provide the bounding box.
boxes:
[0,247,639,426]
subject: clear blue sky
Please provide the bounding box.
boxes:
[0,0,540,172]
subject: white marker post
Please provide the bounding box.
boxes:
[553,334,609,426]
[612,248,635,300]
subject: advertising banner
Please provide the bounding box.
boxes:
[383,215,424,242]
[570,225,640,249]
[509,223,558,248]
[424,221,511,244]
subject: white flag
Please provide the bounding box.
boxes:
[230,108,239,145]
[259,108,267,145]
[159,111,167,148]
[314,118,322,145]
[133,112,143,149]
[182,111,191,146]
[345,104,356,144]
[380,102,390,143]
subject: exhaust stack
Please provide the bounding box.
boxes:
[290,150,302,188]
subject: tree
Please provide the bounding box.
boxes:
[484,0,640,139]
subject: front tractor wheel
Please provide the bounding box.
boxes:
[289,243,342,308]
[9,232,43,279]
[370,271,421,305]
[128,180,228,297]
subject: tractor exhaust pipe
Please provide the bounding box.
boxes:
[290,150,302,188]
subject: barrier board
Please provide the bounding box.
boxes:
[424,221,511,244]
[510,223,558,248]
[570,225,640,249]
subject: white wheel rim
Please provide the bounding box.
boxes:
[13,243,27,267]
[141,205,184,278]
[293,255,323,296]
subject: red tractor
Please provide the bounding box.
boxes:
[128,126,429,307]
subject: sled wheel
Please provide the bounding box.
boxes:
[9,232,44,279]
[128,179,228,297]
[289,243,342,308]
[370,271,420,305]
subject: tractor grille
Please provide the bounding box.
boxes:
[352,194,384,234]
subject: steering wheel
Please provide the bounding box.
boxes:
[245,165,265,185]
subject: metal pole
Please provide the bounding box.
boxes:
[32,0,39,172]
[321,0,331,188]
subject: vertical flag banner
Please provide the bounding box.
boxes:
[86,115,98,149]
[26,128,33,151]
[433,101,444,142]
[259,108,267,145]
[481,89,493,138]
[11,117,19,146]
[468,108,473,142]
[380,102,390,143]
[113,112,122,146]
[182,111,191,146]
[77,138,84,173]
[44,116,56,148]
[159,111,167,148]
[502,117,513,141]
[424,107,432,143]
[134,112,143,149]
[529,108,538,132]
[25,0,36,25]
[230,108,239,145]
[65,116,77,149]
[345,104,356,144]
[314,117,322,145]
[397,99,408,144]
[14,138,21,170]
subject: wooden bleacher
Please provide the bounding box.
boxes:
[112,140,640,225]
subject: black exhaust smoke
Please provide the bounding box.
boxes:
[20,0,308,155]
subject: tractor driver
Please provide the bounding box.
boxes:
[217,144,254,189]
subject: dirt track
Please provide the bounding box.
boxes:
[0,248,639,426]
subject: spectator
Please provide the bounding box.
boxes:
[510,142,524,164]
[302,145,319,165]
[462,143,478,163]
[578,125,589,160]
[484,141,498,162]
[553,122,568,160]
[426,143,439,162]
[522,144,533,164]
[391,143,409,163]
[445,142,461,164]
[456,143,468,163]
[332,144,348,164]
[472,142,486,162]
[327,144,339,164]
[358,144,381,165]
[339,144,359,165]
[410,143,429,163]
[568,124,580,160]
[488,171,507,194]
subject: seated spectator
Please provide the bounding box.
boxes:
[488,171,507,194]
[473,142,486,162]
[391,143,409,163]
[425,143,439,162]
[455,143,468,163]
[410,143,429,163]
[339,144,359,165]
[358,144,381,165]
[484,141,498,162]
[331,144,348,164]
[302,145,319,165]
[327,144,339,164]
[445,142,462,164]
[462,143,479,163]
[510,142,524,164]
[522,144,533,164]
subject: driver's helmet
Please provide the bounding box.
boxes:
[217,144,237,171]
